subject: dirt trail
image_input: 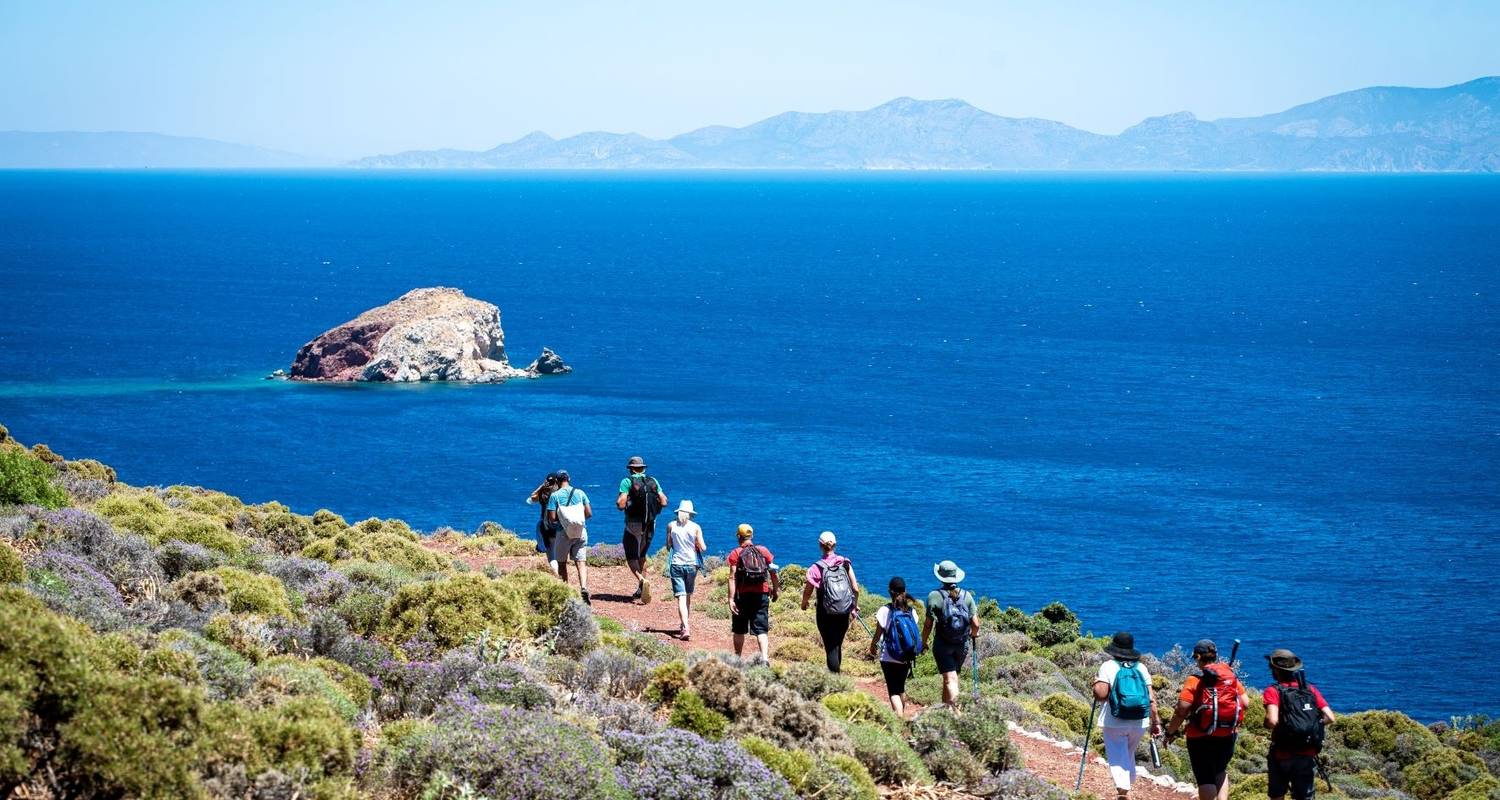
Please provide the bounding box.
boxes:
[428,542,1192,799]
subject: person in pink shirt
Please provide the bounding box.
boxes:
[800,530,861,673]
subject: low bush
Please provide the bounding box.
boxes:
[844,721,933,785]
[25,547,130,631]
[0,447,68,508]
[167,570,228,611]
[740,736,873,800]
[160,628,254,699]
[608,727,796,800]
[1333,710,1442,767]
[984,769,1071,799]
[572,689,664,735]
[552,597,600,656]
[205,566,295,618]
[0,540,23,583]
[200,695,359,789]
[577,647,654,698]
[250,655,362,722]
[379,572,528,650]
[266,555,349,605]
[670,689,730,739]
[203,612,279,663]
[645,660,690,704]
[156,540,225,580]
[1402,748,1489,798]
[1038,692,1092,736]
[782,661,856,701]
[385,695,626,800]
[822,691,903,735]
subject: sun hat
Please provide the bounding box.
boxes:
[933,560,965,584]
[675,499,697,516]
[1192,639,1217,657]
[736,523,754,540]
[626,456,647,469]
[1104,631,1140,660]
[555,469,570,482]
[818,530,837,547]
[1265,648,1304,672]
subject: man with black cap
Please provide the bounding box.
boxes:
[1262,648,1336,800]
[1164,639,1249,800]
[1091,631,1161,798]
[617,455,667,603]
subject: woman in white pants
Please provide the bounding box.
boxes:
[1091,632,1162,798]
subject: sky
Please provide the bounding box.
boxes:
[2,1,1498,160]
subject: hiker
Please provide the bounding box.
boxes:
[727,523,778,664]
[526,471,561,559]
[867,576,923,717]
[800,530,860,673]
[1091,632,1162,799]
[921,559,979,710]
[666,499,706,640]
[1262,649,1336,800]
[617,455,667,604]
[1163,639,1249,800]
[545,470,592,605]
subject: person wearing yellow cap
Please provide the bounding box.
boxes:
[726,523,778,664]
[800,530,861,674]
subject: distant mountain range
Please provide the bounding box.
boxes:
[6,78,1499,171]
[0,131,320,168]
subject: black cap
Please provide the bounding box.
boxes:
[1193,639,1217,657]
[888,576,906,596]
[555,469,570,481]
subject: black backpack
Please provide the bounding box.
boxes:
[1272,674,1326,752]
[626,475,662,524]
[734,544,770,589]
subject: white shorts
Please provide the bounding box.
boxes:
[552,532,587,563]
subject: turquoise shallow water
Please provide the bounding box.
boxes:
[1,171,1496,721]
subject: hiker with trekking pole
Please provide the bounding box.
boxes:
[1163,639,1248,800]
[1262,648,1337,800]
[1077,632,1163,797]
[617,456,667,605]
[921,560,979,712]
[800,530,861,673]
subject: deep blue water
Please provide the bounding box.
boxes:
[1,171,1496,722]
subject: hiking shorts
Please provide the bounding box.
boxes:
[669,563,698,596]
[1186,734,1237,786]
[731,592,771,635]
[1267,754,1318,799]
[552,532,586,563]
[932,640,969,675]
[881,660,912,697]
[623,519,654,561]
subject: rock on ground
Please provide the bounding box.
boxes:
[288,287,566,383]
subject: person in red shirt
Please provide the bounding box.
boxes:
[726,523,779,664]
[1262,649,1336,800]
[1163,640,1249,800]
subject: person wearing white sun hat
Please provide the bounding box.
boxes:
[923,559,978,710]
[665,499,706,640]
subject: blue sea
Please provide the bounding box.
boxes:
[1,171,1496,722]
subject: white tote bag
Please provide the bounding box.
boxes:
[555,488,588,540]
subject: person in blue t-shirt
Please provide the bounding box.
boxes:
[546,470,593,604]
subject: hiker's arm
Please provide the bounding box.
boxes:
[921,613,933,650]
[1321,707,1337,726]
[969,605,980,639]
[694,529,706,553]
[1092,680,1110,701]
[615,492,627,510]
[847,565,861,614]
[583,503,593,520]
[657,489,668,507]
[1265,704,1280,731]
[770,569,781,600]
[1164,698,1193,741]
[799,580,814,610]
[867,621,883,657]
[728,567,738,612]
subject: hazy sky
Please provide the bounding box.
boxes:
[3,1,1498,159]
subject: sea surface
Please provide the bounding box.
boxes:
[1,171,1496,722]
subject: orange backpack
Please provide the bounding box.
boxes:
[1192,662,1245,734]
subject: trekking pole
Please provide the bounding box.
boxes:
[854,613,874,638]
[1228,638,1241,671]
[970,645,980,699]
[1075,698,1099,791]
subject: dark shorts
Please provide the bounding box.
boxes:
[1186,734,1237,786]
[881,660,912,696]
[932,640,969,675]
[731,592,771,635]
[623,519,654,561]
[1267,754,1318,799]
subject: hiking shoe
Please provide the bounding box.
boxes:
[630,583,643,601]
[581,589,591,606]
[681,632,690,642]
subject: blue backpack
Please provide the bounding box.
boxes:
[883,605,924,663]
[1108,660,1152,720]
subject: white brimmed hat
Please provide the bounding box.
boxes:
[933,560,965,584]
[674,499,696,516]
[818,530,837,546]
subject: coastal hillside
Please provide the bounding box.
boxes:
[2,422,1499,799]
[352,77,1500,171]
[0,131,321,169]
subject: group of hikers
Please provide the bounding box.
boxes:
[526,457,1337,800]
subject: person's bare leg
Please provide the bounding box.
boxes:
[890,694,905,716]
[733,633,746,657]
[576,560,588,593]
[1215,776,1230,800]
[556,560,567,582]
[756,633,770,664]
[676,594,690,633]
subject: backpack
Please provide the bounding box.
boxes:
[734,544,769,589]
[1108,660,1152,721]
[555,488,588,540]
[626,475,662,524]
[883,605,924,663]
[1191,662,1244,734]
[816,558,855,615]
[1272,675,1326,752]
[936,589,973,645]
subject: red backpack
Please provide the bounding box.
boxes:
[1192,663,1245,734]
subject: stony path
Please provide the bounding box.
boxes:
[427,542,1192,799]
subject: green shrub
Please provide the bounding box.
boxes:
[334,588,388,636]
[309,656,372,709]
[55,672,204,798]
[0,447,68,508]
[645,660,689,704]
[1333,710,1441,766]
[741,736,869,800]
[252,656,361,722]
[379,572,528,650]
[1449,776,1500,800]
[495,567,574,633]
[201,695,359,786]
[782,661,856,701]
[0,540,23,583]
[350,529,447,572]
[822,691,903,735]
[203,613,275,663]
[1402,748,1489,798]
[379,718,434,748]
[207,566,294,617]
[1038,692,1092,736]
[844,721,933,785]
[670,689,730,739]
[772,638,821,663]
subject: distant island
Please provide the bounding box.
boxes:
[4,77,1498,171]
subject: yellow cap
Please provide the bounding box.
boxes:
[736,523,754,539]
